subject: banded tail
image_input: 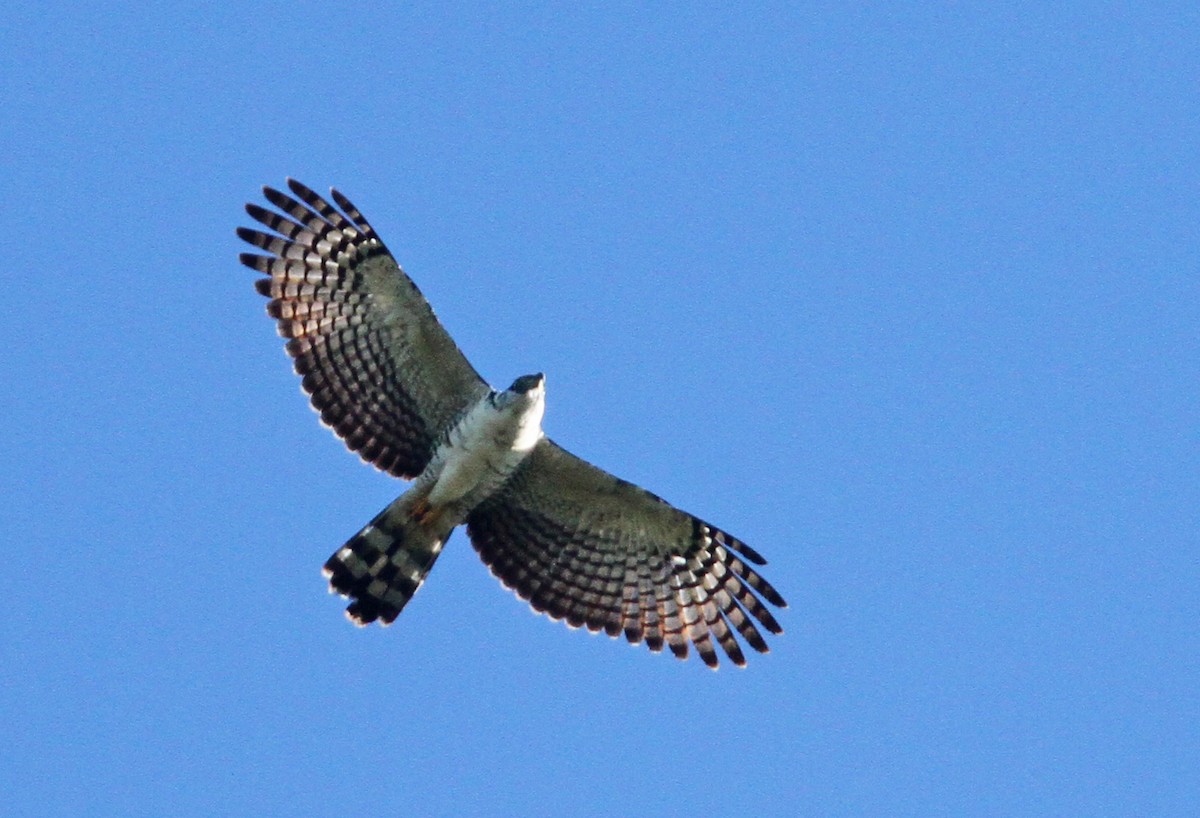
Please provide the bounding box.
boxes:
[322,495,454,625]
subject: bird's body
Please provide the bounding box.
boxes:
[322,374,547,624]
[425,374,546,510]
[238,179,785,668]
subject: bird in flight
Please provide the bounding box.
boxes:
[237,179,785,668]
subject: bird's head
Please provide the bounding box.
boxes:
[508,372,545,395]
[495,373,546,448]
[493,372,546,412]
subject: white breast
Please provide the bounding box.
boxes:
[426,388,545,508]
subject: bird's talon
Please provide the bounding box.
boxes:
[411,498,433,524]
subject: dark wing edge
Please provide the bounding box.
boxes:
[465,439,787,669]
[237,179,489,478]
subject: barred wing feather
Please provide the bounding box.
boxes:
[238,179,489,478]
[466,439,787,668]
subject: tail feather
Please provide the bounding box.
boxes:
[323,496,452,625]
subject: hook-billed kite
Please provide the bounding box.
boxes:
[238,179,785,667]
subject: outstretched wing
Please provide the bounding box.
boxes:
[238,179,490,478]
[465,440,786,668]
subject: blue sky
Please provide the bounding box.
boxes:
[3,3,1197,815]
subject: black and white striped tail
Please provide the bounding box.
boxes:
[322,497,449,625]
